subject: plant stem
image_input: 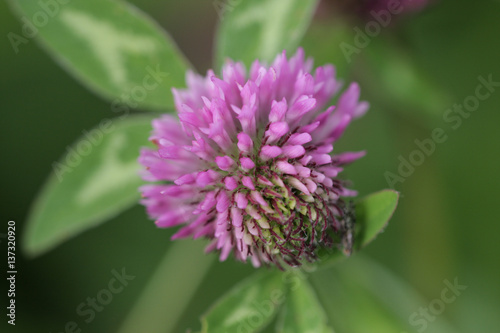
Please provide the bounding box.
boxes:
[117,240,215,333]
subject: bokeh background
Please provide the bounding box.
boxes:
[1,0,499,332]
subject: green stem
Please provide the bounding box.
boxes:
[117,240,215,333]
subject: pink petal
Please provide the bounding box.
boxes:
[334,151,366,164]
[246,206,261,220]
[242,176,255,190]
[246,220,259,236]
[257,175,274,186]
[200,191,216,211]
[312,154,332,165]
[286,95,317,122]
[234,225,245,240]
[174,173,195,185]
[299,121,320,134]
[260,145,282,159]
[288,177,310,195]
[282,145,305,158]
[266,122,289,142]
[216,191,230,213]
[287,133,312,145]
[235,192,248,209]
[276,161,297,175]
[224,176,239,190]
[231,206,243,227]
[240,157,255,170]
[269,98,288,122]
[237,132,254,153]
[196,170,217,187]
[219,241,232,261]
[331,115,352,141]
[215,155,234,171]
[304,178,317,194]
[295,165,311,178]
[251,191,268,207]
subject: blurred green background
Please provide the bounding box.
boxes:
[1,0,499,332]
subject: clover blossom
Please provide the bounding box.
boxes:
[139,49,368,268]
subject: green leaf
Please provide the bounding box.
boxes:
[277,279,334,333]
[23,115,154,256]
[311,256,458,333]
[214,0,319,69]
[355,189,399,247]
[317,190,399,267]
[200,270,285,333]
[8,0,190,111]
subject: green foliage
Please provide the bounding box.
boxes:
[214,0,318,69]
[312,256,457,333]
[355,189,399,247]
[200,270,285,333]
[8,0,190,110]
[23,115,154,256]
[277,278,334,333]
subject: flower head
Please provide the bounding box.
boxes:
[139,49,368,268]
